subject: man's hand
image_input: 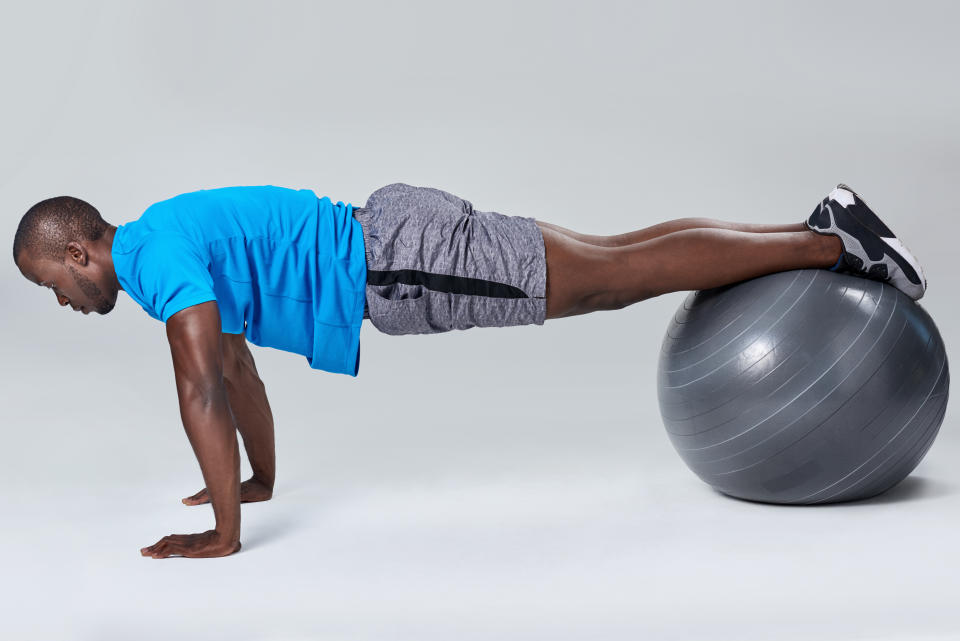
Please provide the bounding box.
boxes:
[183,476,273,505]
[140,529,241,559]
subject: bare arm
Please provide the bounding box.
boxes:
[183,331,276,505]
[140,300,242,559]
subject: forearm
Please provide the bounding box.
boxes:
[180,388,242,542]
[223,367,276,488]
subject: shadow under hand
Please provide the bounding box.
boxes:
[239,511,304,551]
[237,486,351,552]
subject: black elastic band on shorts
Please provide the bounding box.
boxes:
[367,269,529,299]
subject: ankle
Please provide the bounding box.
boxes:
[813,232,844,267]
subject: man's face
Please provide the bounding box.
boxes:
[19,245,118,316]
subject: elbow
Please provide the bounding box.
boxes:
[181,378,230,407]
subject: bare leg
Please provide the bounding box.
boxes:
[535,218,807,247]
[538,224,843,320]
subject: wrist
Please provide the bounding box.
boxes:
[212,528,241,546]
[249,472,274,490]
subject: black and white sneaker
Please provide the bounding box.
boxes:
[806,184,927,300]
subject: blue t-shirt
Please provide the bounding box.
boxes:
[111,185,367,376]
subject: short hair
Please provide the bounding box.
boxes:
[13,196,108,267]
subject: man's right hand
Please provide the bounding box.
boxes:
[183,476,273,505]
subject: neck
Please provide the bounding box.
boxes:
[104,224,123,292]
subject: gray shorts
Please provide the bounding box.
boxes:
[351,183,547,336]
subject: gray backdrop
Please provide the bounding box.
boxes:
[2,1,957,640]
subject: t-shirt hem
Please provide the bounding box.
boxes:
[161,295,219,323]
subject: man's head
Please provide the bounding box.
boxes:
[13,196,121,315]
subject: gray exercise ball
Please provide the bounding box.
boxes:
[657,268,949,505]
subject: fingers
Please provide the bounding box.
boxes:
[182,488,210,505]
[142,537,167,558]
[185,482,256,505]
[141,534,191,558]
[140,532,237,559]
[183,489,208,504]
[182,480,272,505]
[154,539,181,558]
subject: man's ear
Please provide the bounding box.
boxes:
[66,241,87,265]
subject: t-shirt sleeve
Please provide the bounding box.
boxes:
[133,232,218,322]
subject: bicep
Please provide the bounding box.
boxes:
[166,300,226,399]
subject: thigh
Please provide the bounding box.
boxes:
[355,183,548,335]
[535,221,619,319]
[533,220,613,247]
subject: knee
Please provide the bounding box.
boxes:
[592,280,661,311]
[675,217,721,229]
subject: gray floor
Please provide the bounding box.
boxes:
[5,302,958,640]
[2,2,958,639]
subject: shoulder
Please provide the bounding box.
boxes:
[124,233,211,290]
[118,228,205,258]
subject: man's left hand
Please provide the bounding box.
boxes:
[140,529,241,559]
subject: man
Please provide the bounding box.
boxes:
[12,182,927,559]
